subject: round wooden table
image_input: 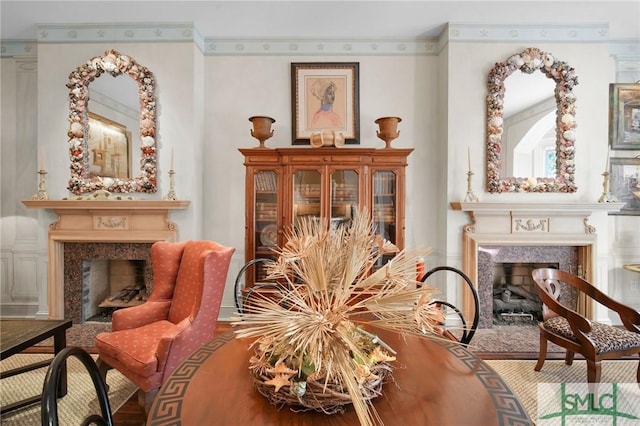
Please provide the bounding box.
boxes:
[147,328,532,425]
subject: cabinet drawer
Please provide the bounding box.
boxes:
[371,156,407,165]
[245,156,280,164]
[330,155,364,163]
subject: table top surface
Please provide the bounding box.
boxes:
[0,319,72,357]
[147,327,532,426]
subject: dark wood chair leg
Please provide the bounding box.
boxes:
[586,360,601,384]
[138,388,158,416]
[565,350,575,366]
[96,357,112,392]
[534,332,547,372]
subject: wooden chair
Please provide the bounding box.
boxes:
[94,240,235,412]
[41,346,113,426]
[420,266,480,345]
[532,268,640,383]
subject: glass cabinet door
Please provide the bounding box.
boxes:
[330,169,358,230]
[372,170,397,244]
[292,170,321,226]
[254,170,278,278]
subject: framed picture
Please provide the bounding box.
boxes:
[87,112,132,178]
[610,157,640,215]
[291,62,359,145]
[609,83,640,150]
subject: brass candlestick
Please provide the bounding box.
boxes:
[464,171,479,202]
[163,170,178,200]
[597,171,618,203]
[31,170,49,200]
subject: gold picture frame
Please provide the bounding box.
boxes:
[609,83,640,150]
[88,112,132,179]
[291,62,359,145]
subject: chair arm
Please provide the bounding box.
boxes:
[155,318,192,371]
[111,300,172,331]
[581,281,640,329]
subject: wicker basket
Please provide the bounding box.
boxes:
[251,361,394,414]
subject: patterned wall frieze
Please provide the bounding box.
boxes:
[202,37,438,56]
[36,23,198,44]
[444,23,610,43]
[2,22,630,58]
[0,40,37,58]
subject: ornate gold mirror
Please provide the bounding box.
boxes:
[486,47,578,193]
[67,49,157,194]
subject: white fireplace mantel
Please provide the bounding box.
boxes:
[451,201,625,214]
[451,201,624,325]
[451,201,625,235]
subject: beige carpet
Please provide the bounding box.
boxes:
[0,353,137,425]
[485,359,640,422]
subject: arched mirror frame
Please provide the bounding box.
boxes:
[67,49,157,194]
[486,47,578,193]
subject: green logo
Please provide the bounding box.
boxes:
[538,383,640,425]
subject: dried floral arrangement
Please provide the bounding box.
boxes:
[233,213,445,426]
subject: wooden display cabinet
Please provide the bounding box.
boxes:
[239,147,413,286]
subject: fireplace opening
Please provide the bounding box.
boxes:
[492,262,558,325]
[64,242,153,324]
[82,259,147,322]
[476,245,579,328]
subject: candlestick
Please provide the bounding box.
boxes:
[467,147,471,173]
[464,170,479,203]
[170,147,174,171]
[31,170,49,200]
[163,170,178,200]
[604,148,610,173]
[597,171,618,203]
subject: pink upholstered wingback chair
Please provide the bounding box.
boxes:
[95,240,235,411]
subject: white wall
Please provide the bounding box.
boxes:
[1,33,638,321]
[203,54,440,316]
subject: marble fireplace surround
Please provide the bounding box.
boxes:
[23,200,189,319]
[452,201,624,326]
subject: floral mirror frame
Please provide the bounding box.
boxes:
[67,49,157,194]
[486,47,578,193]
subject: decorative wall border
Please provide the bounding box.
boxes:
[2,22,638,58]
[445,23,610,43]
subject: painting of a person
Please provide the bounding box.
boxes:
[310,79,342,129]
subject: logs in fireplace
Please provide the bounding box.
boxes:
[491,262,549,325]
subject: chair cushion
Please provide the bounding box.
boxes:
[95,320,178,378]
[544,316,640,353]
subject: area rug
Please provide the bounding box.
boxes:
[485,359,640,422]
[0,353,137,425]
[469,325,564,353]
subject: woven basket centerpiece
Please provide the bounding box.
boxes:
[233,212,444,426]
